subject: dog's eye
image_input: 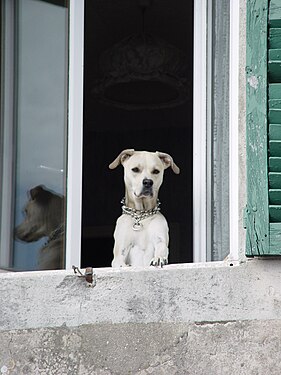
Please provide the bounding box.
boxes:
[152,169,160,175]
[132,167,140,173]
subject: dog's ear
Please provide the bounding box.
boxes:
[30,185,46,200]
[109,149,135,169]
[29,185,51,205]
[156,152,180,174]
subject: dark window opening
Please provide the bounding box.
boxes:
[82,0,194,267]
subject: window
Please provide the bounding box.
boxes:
[0,0,69,270]
[246,0,281,256]
[0,0,238,271]
[81,0,236,267]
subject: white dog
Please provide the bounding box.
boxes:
[109,149,180,267]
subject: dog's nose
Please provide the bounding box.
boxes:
[143,178,153,187]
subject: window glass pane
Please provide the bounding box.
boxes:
[0,0,68,271]
[209,0,230,261]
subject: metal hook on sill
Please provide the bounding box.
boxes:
[72,265,96,287]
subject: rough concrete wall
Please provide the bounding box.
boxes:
[1,259,281,374]
[2,260,281,331]
[1,320,281,374]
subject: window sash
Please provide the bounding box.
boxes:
[0,0,15,267]
[193,0,240,262]
[65,0,84,268]
[0,0,84,270]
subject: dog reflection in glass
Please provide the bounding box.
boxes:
[15,185,65,270]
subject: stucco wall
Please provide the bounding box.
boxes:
[2,260,281,330]
[1,320,281,375]
[1,260,281,374]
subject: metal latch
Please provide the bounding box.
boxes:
[72,265,96,287]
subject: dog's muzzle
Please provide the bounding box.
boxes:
[142,178,153,196]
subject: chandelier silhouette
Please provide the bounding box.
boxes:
[93,0,189,110]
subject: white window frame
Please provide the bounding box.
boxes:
[193,0,240,262]
[228,0,240,262]
[65,0,84,268]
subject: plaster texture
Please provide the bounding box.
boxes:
[1,257,281,374]
[1,259,281,332]
[1,320,281,374]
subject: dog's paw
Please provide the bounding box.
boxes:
[150,257,168,268]
[112,260,129,268]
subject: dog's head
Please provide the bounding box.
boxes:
[109,149,180,200]
[15,185,64,242]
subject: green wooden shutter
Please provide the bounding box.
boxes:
[246,0,281,256]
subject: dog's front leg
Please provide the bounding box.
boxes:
[112,243,130,267]
[150,241,169,268]
[111,217,132,267]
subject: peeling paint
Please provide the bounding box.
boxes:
[246,0,270,256]
[248,75,259,89]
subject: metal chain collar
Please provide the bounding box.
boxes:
[48,223,65,243]
[121,197,161,231]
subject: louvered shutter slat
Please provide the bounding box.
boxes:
[268,0,281,253]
